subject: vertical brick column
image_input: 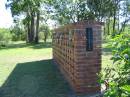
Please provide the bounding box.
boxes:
[53,21,103,94]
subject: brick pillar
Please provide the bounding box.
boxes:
[53,21,103,94]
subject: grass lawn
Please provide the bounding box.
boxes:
[0,41,113,97]
[102,41,113,68]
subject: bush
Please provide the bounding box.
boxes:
[0,28,12,47]
[99,32,130,97]
[10,26,26,41]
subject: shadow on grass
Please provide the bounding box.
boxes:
[0,42,52,50]
[102,47,112,55]
[102,43,113,55]
[0,59,73,97]
[102,47,112,53]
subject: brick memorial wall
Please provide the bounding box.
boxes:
[53,20,103,94]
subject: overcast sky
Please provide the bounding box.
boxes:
[0,0,13,28]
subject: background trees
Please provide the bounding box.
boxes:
[6,0,43,43]
[4,0,130,43]
[0,28,12,47]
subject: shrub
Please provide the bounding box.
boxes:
[10,26,26,41]
[0,28,12,47]
[99,32,130,97]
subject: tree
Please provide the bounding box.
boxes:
[34,0,41,43]
[39,24,51,43]
[0,28,12,47]
[6,0,130,39]
[47,0,118,26]
[6,0,42,43]
[10,20,26,41]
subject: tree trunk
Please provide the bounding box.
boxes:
[30,11,35,43]
[112,10,116,35]
[35,11,40,43]
[44,27,48,43]
[104,24,106,36]
[27,21,31,43]
[117,10,120,32]
[44,32,47,43]
[25,12,31,43]
[107,18,110,35]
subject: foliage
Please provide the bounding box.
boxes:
[47,0,115,25]
[0,28,12,47]
[99,32,130,97]
[6,0,42,43]
[39,25,52,43]
[6,0,130,42]
[10,24,26,41]
[47,0,87,24]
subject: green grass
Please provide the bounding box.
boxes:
[102,41,113,68]
[0,42,52,63]
[0,41,52,86]
[0,41,73,97]
[0,41,113,97]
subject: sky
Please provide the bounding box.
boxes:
[0,0,13,28]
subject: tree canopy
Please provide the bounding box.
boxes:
[6,0,130,42]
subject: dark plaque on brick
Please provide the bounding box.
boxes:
[86,28,93,51]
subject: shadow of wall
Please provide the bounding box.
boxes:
[0,59,72,97]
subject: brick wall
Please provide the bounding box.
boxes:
[53,20,103,94]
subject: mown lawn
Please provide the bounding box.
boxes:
[0,41,73,97]
[0,41,113,97]
[0,42,52,86]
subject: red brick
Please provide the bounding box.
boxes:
[53,20,102,94]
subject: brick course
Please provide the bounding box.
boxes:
[53,20,103,94]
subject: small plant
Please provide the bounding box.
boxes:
[99,33,130,97]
